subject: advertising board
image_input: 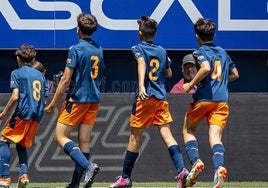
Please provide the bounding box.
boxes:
[0,0,267,49]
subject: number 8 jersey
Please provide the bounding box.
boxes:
[10,65,46,122]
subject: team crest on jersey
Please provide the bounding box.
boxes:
[197,55,204,61]
[66,58,71,64]
[134,52,141,59]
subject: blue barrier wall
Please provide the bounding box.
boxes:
[1,93,267,184]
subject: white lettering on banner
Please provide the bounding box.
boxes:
[218,0,268,31]
[0,0,267,31]
[0,0,81,30]
[90,0,203,30]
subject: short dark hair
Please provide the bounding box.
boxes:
[15,43,36,63]
[33,61,46,74]
[137,16,157,38]
[194,18,216,42]
[77,13,98,36]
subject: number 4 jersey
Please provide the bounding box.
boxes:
[192,43,237,102]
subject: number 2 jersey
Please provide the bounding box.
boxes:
[131,41,172,100]
[10,65,46,122]
[66,38,105,103]
[192,43,237,102]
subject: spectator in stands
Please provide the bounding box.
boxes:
[0,44,46,188]
[45,13,104,188]
[50,71,64,93]
[182,18,239,188]
[109,16,188,188]
[170,54,197,93]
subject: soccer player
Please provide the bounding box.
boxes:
[109,16,188,188]
[45,13,104,188]
[32,60,46,74]
[182,18,239,188]
[0,44,47,188]
[32,61,49,104]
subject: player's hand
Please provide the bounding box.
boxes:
[138,86,148,100]
[0,112,6,120]
[45,105,56,114]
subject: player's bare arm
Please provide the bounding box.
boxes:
[183,61,210,92]
[137,57,148,100]
[165,67,172,78]
[0,88,19,120]
[228,67,239,82]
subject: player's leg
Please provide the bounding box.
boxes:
[183,117,204,187]
[56,122,89,171]
[56,122,98,188]
[158,124,188,188]
[0,138,11,187]
[125,127,143,176]
[153,99,186,173]
[158,124,186,172]
[57,102,100,187]
[15,119,40,188]
[79,124,99,188]
[110,98,151,188]
[109,127,143,188]
[183,116,200,163]
[209,102,229,188]
[209,124,227,188]
[55,123,90,172]
[79,103,101,188]
[1,118,35,188]
[67,124,94,188]
[55,122,74,148]
[16,144,29,188]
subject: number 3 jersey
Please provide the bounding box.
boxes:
[192,43,237,102]
[66,38,105,103]
[131,41,172,100]
[10,65,46,122]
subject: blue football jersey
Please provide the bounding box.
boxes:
[10,65,46,122]
[66,38,105,103]
[131,41,172,100]
[192,43,236,102]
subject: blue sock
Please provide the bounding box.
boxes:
[212,144,225,171]
[63,141,89,170]
[122,150,139,178]
[16,144,28,176]
[71,152,90,186]
[168,145,185,173]
[185,140,199,165]
[0,141,10,178]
